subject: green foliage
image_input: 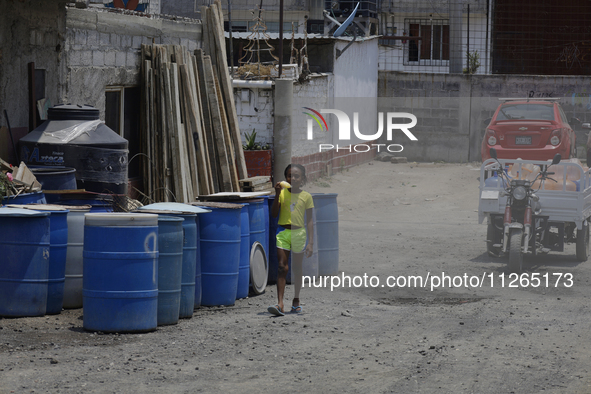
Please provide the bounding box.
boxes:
[242,129,270,150]
[0,172,14,198]
[463,51,481,74]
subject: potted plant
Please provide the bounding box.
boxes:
[242,130,272,178]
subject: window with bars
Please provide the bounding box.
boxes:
[405,19,449,65]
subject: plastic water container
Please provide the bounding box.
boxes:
[313,193,339,276]
[237,204,250,299]
[197,204,241,306]
[0,208,50,317]
[30,167,76,203]
[139,203,211,312]
[7,204,69,314]
[62,205,91,309]
[156,215,184,326]
[2,191,47,206]
[83,213,158,333]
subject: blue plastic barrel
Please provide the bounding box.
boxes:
[237,204,250,299]
[313,193,339,276]
[156,216,184,326]
[138,203,211,313]
[243,199,268,257]
[198,204,241,306]
[0,208,50,317]
[171,213,197,318]
[83,213,158,333]
[2,191,47,206]
[31,167,76,203]
[5,204,70,314]
[261,196,270,256]
[61,205,91,309]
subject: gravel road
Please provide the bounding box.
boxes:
[1,160,591,393]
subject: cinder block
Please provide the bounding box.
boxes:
[105,51,116,67]
[115,51,126,67]
[92,51,105,66]
[126,51,139,68]
[81,50,93,66]
[390,157,407,164]
[132,36,142,48]
[69,51,82,67]
[110,33,120,48]
[87,30,99,48]
[120,35,132,48]
[99,32,110,46]
[74,29,87,46]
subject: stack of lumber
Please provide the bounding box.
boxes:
[239,176,273,192]
[139,1,247,203]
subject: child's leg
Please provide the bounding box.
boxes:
[276,247,290,312]
[291,251,304,307]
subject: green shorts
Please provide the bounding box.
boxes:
[276,227,307,254]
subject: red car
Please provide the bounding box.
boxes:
[481,99,576,162]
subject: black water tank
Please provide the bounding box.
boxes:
[18,104,129,194]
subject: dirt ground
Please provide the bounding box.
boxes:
[2,160,591,393]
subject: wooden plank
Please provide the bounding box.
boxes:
[0,157,13,171]
[201,6,214,60]
[159,47,173,201]
[179,64,201,198]
[186,53,212,195]
[203,56,233,192]
[214,74,239,191]
[143,59,153,201]
[209,2,249,182]
[180,65,209,197]
[169,63,192,203]
[195,51,221,193]
[239,176,271,187]
[190,55,215,195]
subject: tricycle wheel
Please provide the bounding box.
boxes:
[576,221,589,261]
[508,228,523,273]
[487,221,502,257]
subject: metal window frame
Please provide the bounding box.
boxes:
[403,18,450,66]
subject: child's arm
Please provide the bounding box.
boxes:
[304,207,314,258]
[271,183,282,218]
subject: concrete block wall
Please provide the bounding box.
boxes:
[0,0,67,130]
[64,6,202,117]
[378,72,591,162]
[291,74,334,157]
[235,87,274,147]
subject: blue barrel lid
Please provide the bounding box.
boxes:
[0,207,50,217]
[6,204,69,212]
[140,202,211,214]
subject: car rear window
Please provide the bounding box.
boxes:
[496,104,555,121]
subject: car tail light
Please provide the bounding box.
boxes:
[486,128,496,146]
[550,129,561,146]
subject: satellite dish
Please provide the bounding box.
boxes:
[333,2,360,38]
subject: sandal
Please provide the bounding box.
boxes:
[267,304,284,316]
[291,305,302,313]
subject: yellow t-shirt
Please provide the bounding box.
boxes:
[278,189,314,228]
